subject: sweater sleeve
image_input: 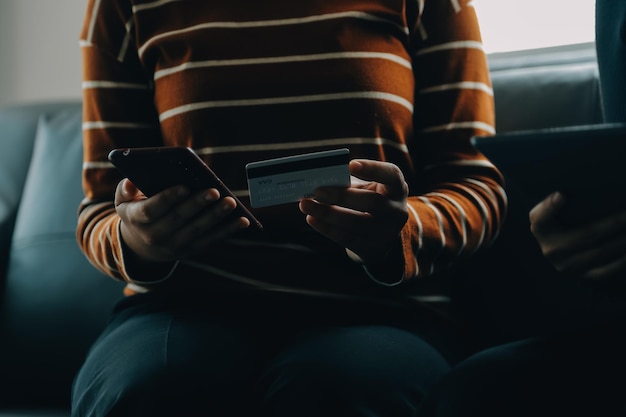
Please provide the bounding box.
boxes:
[397,0,506,280]
[76,0,162,284]
[76,0,506,290]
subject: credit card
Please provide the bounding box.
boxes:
[245,148,350,208]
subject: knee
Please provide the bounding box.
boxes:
[258,326,451,416]
[71,313,260,417]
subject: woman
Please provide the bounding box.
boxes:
[71,1,505,416]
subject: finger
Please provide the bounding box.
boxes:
[125,185,196,225]
[175,215,251,256]
[163,196,238,242]
[312,186,392,215]
[308,185,408,238]
[128,198,248,261]
[349,159,408,200]
[142,193,237,248]
[300,197,374,233]
[584,208,626,243]
[300,198,400,262]
[159,188,223,230]
[303,207,372,254]
[544,209,626,259]
[114,178,144,206]
[529,191,566,230]
[550,232,626,276]
[304,210,399,264]
[581,253,626,282]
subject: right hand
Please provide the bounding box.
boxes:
[299,159,409,267]
[529,191,626,283]
[114,178,250,263]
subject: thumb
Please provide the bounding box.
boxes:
[115,178,143,206]
[349,159,407,199]
[529,191,566,229]
[122,178,141,196]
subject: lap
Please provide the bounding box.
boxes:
[257,325,450,416]
[72,290,456,417]
[418,320,626,417]
[72,299,262,417]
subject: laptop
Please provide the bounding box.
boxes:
[471,123,626,223]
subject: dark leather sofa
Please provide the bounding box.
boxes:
[0,101,124,417]
[0,43,603,416]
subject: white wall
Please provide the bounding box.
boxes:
[0,0,597,107]
[474,0,595,53]
[0,0,86,107]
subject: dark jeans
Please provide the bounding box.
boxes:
[417,3,626,414]
[71,290,461,417]
[417,319,626,417]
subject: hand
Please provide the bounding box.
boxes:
[115,178,250,264]
[529,191,626,283]
[298,159,409,265]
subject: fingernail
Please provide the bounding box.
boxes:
[551,191,563,203]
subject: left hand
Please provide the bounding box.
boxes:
[299,159,409,265]
[530,191,626,283]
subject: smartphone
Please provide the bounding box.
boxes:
[107,146,263,230]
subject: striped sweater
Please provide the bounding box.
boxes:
[78,0,507,310]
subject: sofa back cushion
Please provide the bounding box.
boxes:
[0,105,123,408]
[0,106,40,279]
[489,43,604,132]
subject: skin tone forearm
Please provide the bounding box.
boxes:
[530,191,626,282]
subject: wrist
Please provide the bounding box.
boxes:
[117,220,178,284]
[346,240,405,287]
